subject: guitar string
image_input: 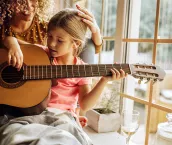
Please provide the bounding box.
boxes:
[3,73,154,80]
[2,70,131,78]
[2,63,133,79]
[1,68,131,78]
[1,66,132,74]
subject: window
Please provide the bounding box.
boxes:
[57,0,172,144]
[122,0,172,144]
[87,0,172,144]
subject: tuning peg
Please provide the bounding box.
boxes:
[144,78,150,84]
[153,79,157,85]
[138,78,143,84]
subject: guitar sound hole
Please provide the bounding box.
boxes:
[1,66,23,83]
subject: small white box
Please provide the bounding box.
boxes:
[86,109,121,133]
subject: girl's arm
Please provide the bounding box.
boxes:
[78,69,127,114]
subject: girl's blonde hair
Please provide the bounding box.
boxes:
[48,8,88,56]
[0,0,54,25]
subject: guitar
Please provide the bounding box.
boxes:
[0,44,166,116]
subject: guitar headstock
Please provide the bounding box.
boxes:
[130,64,166,84]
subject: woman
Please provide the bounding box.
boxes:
[0,0,102,127]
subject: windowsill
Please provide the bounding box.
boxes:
[84,126,126,145]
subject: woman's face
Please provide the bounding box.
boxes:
[14,0,38,21]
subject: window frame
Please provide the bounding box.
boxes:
[61,0,172,144]
[119,0,172,145]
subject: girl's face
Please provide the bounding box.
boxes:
[14,0,38,21]
[47,27,75,58]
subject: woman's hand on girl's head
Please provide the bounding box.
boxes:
[76,4,100,34]
[76,4,102,46]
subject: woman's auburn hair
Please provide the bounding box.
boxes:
[0,0,54,25]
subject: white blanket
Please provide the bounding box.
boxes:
[0,108,92,145]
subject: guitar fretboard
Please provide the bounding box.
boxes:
[22,64,131,80]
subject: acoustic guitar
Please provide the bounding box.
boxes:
[0,44,166,116]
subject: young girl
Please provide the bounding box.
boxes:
[45,8,127,125]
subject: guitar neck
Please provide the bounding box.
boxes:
[22,64,131,80]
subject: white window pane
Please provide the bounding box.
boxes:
[159,0,172,38]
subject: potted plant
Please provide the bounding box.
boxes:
[86,81,121,133]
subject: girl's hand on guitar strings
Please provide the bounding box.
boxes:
[111,62,128,80]
[101,62,128,82]
[102,68,127,82]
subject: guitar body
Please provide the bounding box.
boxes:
[0,44,51,116]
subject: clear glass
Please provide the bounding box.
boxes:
[121,110,140,144]
[87,0,103,28]
[128,42,153,64]
[157,44,172,70]
[139,0,156,38]
[159,0,172,38]
[127,0,156,38]
[132,102,146,145]
[88,0,118,36]
[103,0,118,36]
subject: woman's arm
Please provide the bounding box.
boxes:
[78,69,127,113]
[3,36,24,70]
[76,5,103,54]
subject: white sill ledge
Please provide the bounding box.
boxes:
[84,126,126,145]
